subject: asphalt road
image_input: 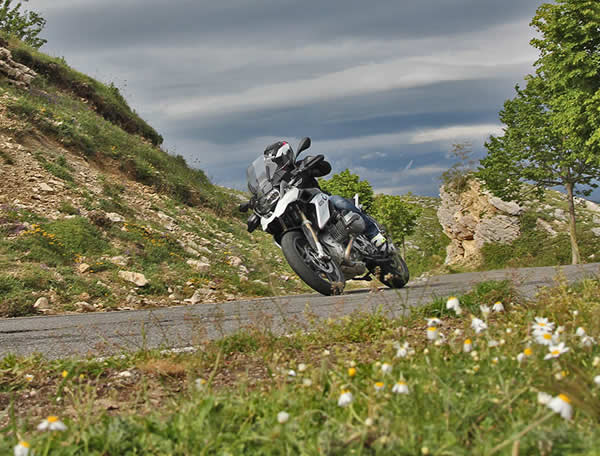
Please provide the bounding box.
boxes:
[1,263,598,359]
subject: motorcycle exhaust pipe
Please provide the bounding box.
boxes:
[344,236,355,263]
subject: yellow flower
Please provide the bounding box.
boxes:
[348,367,357,377]
[37,415,67,431]
[61,370,68,379]
[14,441,30,456]
[374,381,385,392]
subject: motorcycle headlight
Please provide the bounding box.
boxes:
[257,188,280,214]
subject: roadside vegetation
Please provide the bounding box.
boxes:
[1,278,599,454]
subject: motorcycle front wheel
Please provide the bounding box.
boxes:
[281,231,345,296]
[374,253,410,289]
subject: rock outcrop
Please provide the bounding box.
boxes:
[0,47,36,89]
[437,179,523,266]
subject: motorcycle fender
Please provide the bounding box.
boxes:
[310,193,331,230]
[261,187,300,231]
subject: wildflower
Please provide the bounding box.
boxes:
[506,328,512,334]
[572,310,579,316]
[492,301,504,312]
[576,327,586,337]
[365,417,375,427]
[580,335,596,347]
[453,329,463,336]
[298,363,307,372]
[37,416,67,431]
[524,347,533,356]
[394,341,414,358]
[491,357,499,365]
[555,370,568,380]
[61,370,68,379]
[535,331,557,346]
[426,326,439,341]
[338,390,353,407]
[348,367,357,377]
[594,356,600,367]
[488,339,499,348]
[544,342,569,360]
[471,317,487,334]
[302,378,313,387]
[24,374,33,382]
[547,394,573,420]
[195,378,207,390]
[594,375,600,386]
[480,305,491,318]
[537,392,552,405]
[287,369,297,377]
[516,353,525,363]
[556,326,565,334]
[463,339,473,353]
[392,380,409,394]
[381,363,392,374]
[426,317,441,327]
[532,317,555,335]
[323,349,331,356]
[13,441,30,456]
[374,381,385,392]
[277,411,290,424]
[446,296,461,314]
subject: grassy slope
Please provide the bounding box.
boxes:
[0,38,309,317]
[1,279,599,454]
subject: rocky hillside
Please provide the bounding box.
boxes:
[0,38,307,317]
[437,178,600,268]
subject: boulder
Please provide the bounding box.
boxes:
[118,271,149,287]
[106,212,124,223]
[77,263,90,274]
[186,259,210,273]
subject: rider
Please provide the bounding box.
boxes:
[263,140,388,249]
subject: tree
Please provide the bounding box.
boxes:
[477,0,600,265]
[440,142,476,194]
[0,0,46,48]
[319,169,374,212]
[371,194,422,257]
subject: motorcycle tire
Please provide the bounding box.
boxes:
[375,253,410,289]
[281,230,345,296]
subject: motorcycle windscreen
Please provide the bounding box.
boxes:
[246,156,278,197]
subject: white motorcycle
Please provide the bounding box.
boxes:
[240,137,409,295]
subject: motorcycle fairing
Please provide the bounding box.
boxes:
[310,193,331,229]
[261,187,300,231]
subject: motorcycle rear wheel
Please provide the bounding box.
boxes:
[281,231,345,296]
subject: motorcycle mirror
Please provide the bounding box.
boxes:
[239,201,250,213]
[295,137,311,159]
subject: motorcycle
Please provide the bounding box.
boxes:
[239,137,409,296]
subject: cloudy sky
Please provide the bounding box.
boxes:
[32,0,549,197]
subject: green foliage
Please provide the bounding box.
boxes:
[440,143,477,194]
[0,149,14,164]
[477,0,600,264]
[319,168,374,212]
[33,151,73,182]
[371,194,421,244]
[0,0,46,48]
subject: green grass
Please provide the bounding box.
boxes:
[1,279,599,454]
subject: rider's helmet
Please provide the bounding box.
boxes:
[264,141,294,170]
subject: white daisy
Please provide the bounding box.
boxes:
[580,336,596,347]
[463,339,473,353]
[426,318,441,327]
[535,331,557,346]
[297,363,307,372]
[532,317,555,334]
[381,363,393,374]
[392,380,409,394]
[547,394,573,420]
[37,415,67,431]
[374,381,385,393]
[446,297,461,314]
[488,339,499,348]
[426,326,439,341]
[544,342,569,360]
[516,353,526,363]
[394,341,413,358]
[277,411,290,424]
[338,390,353,407]
[594,375,600,386]
[471,318,487,334]
[13,441,30,456]
[492,302,504,312]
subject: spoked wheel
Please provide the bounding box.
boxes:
[373,252,410,289]
[281,231,345,295]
